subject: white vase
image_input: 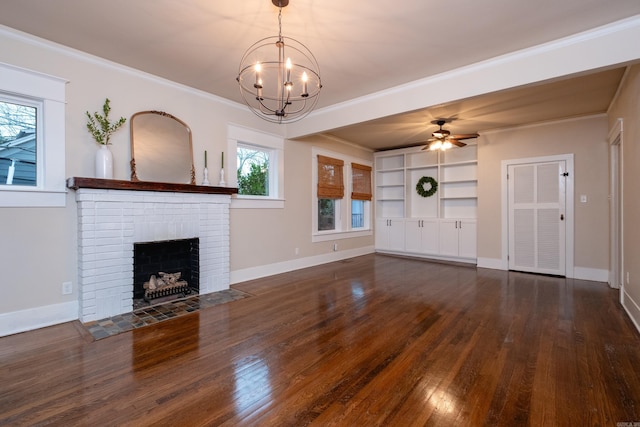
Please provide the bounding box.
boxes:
[95,145,113,179]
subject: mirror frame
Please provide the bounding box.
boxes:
[130,110,196,185]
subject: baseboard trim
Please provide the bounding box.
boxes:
[477,257,507,270]
[231,246,375,285]
[622,289,640,335]
[0,300,78,337]
[573,266,609,283]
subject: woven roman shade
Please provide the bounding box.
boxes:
[351,163,372,201]
[317,155,344,199]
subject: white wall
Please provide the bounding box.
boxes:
[230,135,374,283]
[0,27,373,335]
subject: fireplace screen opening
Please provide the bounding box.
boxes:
[133,238,199,306]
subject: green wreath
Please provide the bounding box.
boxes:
[416,176,438,197]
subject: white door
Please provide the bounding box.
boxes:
[508,161,566,275]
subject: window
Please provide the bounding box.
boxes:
[312,148,372,241]
[318,199,337,231]
[0,62,66,207]
[351,162,372,229]
[237,144,269,196]
[227,124,284,209]
[0,97,38,186]
[351,200,365,228]
[317,155,344,232]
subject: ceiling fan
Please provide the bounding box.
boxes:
[421,119,479,151]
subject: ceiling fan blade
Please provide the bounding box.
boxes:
[450,133,479,140]
[449,139,467,147]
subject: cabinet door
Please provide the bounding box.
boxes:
[438,219,459,257]
[388,219,405,251]
[375,219,404,251]
[404,219,422,253]
[421,219,439,254]
[375,219,391,250]
[458,220,477,259]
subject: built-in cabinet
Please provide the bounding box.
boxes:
[438,219,477,259]
[404,218,439,255]
[375,218,405,251]
[374,145,477,263]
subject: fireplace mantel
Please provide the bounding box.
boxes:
[67,177,238,195]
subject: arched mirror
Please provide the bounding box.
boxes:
[130,111,195,184]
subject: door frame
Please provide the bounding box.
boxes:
[608,118,624,297]
[501,154,575,277]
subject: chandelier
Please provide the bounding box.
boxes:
[236,0,322,124]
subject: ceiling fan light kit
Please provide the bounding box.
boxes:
[423,119,479,151]
[236,0,322,124]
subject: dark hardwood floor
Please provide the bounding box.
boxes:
[1,254,639,426]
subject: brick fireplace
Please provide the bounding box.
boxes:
[68,178,236,323]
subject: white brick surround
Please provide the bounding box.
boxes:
[74,188,231,323]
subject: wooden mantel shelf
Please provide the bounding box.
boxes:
[67,177,238,195]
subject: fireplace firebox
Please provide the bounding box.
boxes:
[133,238,199,303]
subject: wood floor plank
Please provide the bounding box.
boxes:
[1,254,639,426]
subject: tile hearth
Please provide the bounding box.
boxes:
[84,289,249,340]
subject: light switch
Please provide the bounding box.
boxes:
[580,195,587,203]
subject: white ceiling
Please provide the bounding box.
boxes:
[1,0,639,150]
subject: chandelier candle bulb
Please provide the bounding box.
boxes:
[302,72,308,96]
[221,152,224,168]
[286,58,292,82]
[255,62,261,85]
[204,150,207,168]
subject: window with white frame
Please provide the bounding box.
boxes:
[0,96,38,186]
[312,148,372,241]
[227,124,284,209]
[237,143,270,196]
[0,62,66,207]
[350,162,372,230]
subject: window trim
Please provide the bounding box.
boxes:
[227,123,284,209]
[312,147,372,242]
[0,62,67,207]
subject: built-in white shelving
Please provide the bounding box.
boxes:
[374,144,478,262]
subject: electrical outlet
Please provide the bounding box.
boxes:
[62,281,72,295]
[333,243,338,252]
[294,247,299,255]
[627,272,630,285]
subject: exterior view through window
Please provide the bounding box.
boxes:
[0,99,37,186]
[237,145,269,196]
[352,200,364,228]
[318,199,336,231]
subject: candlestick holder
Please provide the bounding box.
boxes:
[201,167,210,186]
[218,168,226,186]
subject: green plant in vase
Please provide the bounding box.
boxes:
[85,98,127,145]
